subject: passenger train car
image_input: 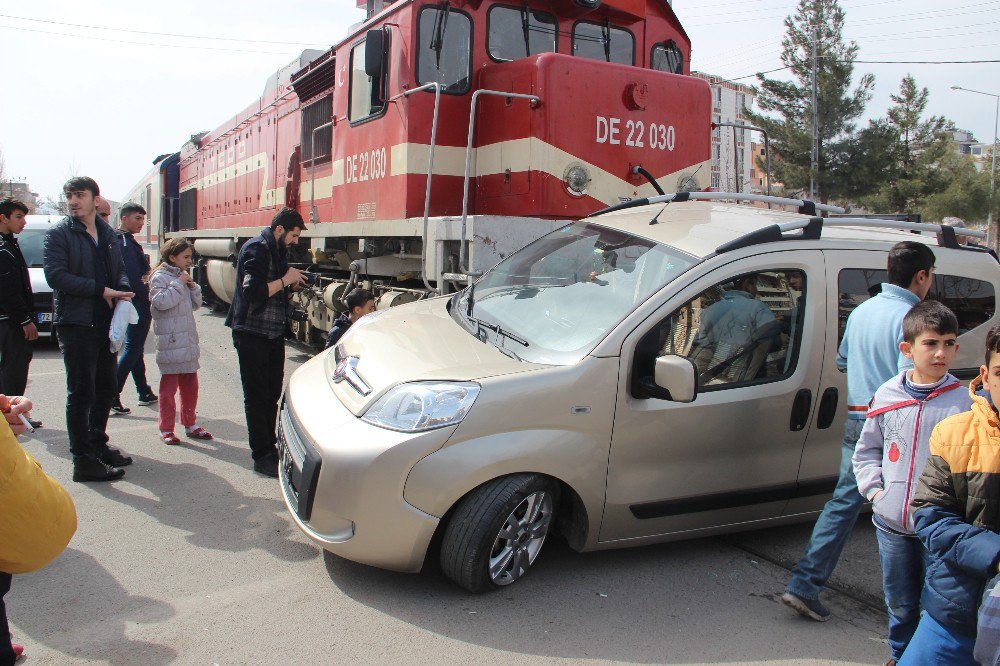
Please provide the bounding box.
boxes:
[124,0,712,343]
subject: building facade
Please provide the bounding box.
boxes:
[693,72,757,193]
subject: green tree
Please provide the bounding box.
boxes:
[918,147,991,222]
[746,0,875,203]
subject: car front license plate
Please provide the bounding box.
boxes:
[38,312,52,323]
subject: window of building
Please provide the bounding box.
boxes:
[488,5,557,62]
[302,95,334,163]
[711,172,720,189]
[713,86,722,106]
[712,144,720,161]
[737,93,746,111]
[651,41,683,74]
[837,269,997,341]
[572,21,634,65]
[417,6,472,94]
[642,270,806,391]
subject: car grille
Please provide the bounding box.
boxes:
[278,403,322,521]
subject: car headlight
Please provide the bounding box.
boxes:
[362,382,480,432]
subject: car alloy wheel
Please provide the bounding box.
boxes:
[488,490,553,586]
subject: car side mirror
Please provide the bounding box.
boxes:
[653,355,698,403]
[365,29,387,78]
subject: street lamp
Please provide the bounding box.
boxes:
[952,85,999,252]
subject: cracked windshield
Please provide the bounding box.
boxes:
[456,221,697,365]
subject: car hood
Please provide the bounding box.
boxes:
[28,267,51,294]
[327,296,545,415]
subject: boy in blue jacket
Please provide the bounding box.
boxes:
[853,301,972,663]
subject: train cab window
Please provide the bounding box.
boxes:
[488,5,557,62]
[349,40,387,123]
[573,21,634,65]
[651,40,684,74]
[417,6,472,94]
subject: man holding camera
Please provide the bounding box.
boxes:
[226,208,307,477]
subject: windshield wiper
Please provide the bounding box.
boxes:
[477,319,529,347]
[465,281,475,319]
[602,19,612,62]
[520,3,531,58]
[430,1,451,70]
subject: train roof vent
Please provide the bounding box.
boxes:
[291,49,336,102]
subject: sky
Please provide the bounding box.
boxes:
[1,0,997,202]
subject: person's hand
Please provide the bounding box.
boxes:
[0,394,33,436]
[103,287,135,309]
[180,272,196,288]
[22,322,39,341]
[282,266,305,288]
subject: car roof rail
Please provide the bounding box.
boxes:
[588,191,847,217]
[714,216,989,255]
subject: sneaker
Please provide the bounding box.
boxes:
[253,452,279,478]
[781,591,830,622]
[72,456,126,482]
[12,642,24,660]
[110,399,131,416]
[137,391,158,406]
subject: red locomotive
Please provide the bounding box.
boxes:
[129,0,711,342]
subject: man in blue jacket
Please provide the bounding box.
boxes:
[0,198,38,409]
[782,241,935,622]
[226,208,306,477]
[43,177,135,482]
[111,203,157,415]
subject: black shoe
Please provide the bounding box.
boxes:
[98,447,133,467]
[781,592,830,622]
[253,453,279,478]
[137,392,158,406]
[110,399,131,416]
[73,457,126,482]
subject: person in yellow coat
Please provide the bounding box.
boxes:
[0,395,77,665]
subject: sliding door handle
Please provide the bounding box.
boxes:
[790,388,812,432]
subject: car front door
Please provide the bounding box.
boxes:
[600,251,826,542]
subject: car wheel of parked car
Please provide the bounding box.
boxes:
[440,474,558,593]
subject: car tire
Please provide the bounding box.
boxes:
[440,474,558,593]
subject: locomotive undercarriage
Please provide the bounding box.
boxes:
[188,213,565,347]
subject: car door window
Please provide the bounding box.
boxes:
[837,269,996,340]
[653,270,806,389]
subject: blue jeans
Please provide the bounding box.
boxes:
[116,299,152,397]
[876,528,928,660]
[786,418,866,601]
[898,611,976,665]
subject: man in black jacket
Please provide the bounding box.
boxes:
[226,207,306,477]
[43,177,135,482]
[112,203,157,415]
[0,199,39,419]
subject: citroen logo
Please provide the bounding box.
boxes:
[333,355,372,396]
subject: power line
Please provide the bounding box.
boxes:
[724,59,1000,82]
[0,24,291,55]
[0,13,325,47]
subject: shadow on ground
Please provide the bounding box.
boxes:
[323,534,887,664]
[9,548,177,665]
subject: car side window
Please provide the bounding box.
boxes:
[837,269,996,340]
[650,270,806,390]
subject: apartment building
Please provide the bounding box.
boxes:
[693,72,757,193]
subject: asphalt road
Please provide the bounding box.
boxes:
[9,309,890,665]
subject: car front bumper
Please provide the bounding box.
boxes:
[278,355,451,573]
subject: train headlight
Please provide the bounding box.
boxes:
[563,164,591,196]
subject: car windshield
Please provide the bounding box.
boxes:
[453,221,698,365]
[17,230,46,267]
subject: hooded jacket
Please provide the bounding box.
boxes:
[0,232,35,326]
[911,378,1000,636]
[149,265,202,375]
[853,371,972,533]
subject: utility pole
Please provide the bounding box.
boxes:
[810,26,819,201]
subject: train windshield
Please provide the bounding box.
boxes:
[454,221,698,365]
[417,5,472,93]
[488,6,558,62]
[572,21,634,65]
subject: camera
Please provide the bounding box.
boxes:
[289,308,309,322]
[301,271,319,286]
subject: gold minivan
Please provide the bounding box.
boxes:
[278,200,998,592]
